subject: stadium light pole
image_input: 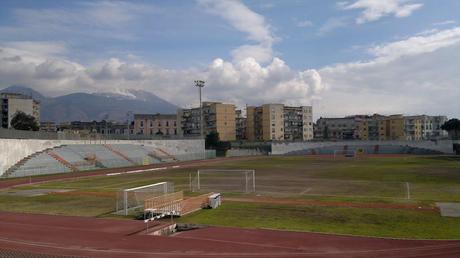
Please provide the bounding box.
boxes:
[194,80,205,139]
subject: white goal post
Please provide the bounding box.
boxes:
[116,181,174,215]
[190,169,256,193]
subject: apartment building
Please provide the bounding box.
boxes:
[1,93,40,128]
[235,109,247,140]
[284,106,313,141]
[133,114,177,136]
[177,102,236,141]
[377,115,406,141]
[357,114,385,140]
[405,115,448,140]
[59,121,129,135]
[315,117,361,140]
[247,104,313,141]
[404,116,423,141]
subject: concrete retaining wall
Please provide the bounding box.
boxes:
[226,148,265,157]
[0,139,204,176]
[271,140,459,155]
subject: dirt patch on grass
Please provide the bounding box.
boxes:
[225,196,439,213]
[53,191,115,197]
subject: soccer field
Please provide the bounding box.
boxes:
[1,155,460,238]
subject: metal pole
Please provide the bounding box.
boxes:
[189,172,192,192]
[253,170,256,192]
[197,171,200,191]
[124,190,128,216]
[199,86,203,138]
[245,172,248,193]
[194,80,205,139]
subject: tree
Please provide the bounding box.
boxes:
[205,131,220,149]
[205,131,231,156]
[10,111,39,131]
[441,119,460,140]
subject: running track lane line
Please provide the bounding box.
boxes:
[1,237,459,257]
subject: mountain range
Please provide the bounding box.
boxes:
[0,85,178,122]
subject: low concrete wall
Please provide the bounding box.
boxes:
[0,139,204,176]
[226,148,265,157]
[271,140,459,155]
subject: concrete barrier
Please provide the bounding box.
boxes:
[271,140,459,155]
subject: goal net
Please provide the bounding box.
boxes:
[116,181,174,215]
[190,169,255,193]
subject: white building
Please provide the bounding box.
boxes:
[1,93,40,128]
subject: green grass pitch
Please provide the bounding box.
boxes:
[1,155,460,239]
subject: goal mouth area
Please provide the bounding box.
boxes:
[190,169,256,193]
[116,181,175,216]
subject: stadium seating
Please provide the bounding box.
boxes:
[4,143,211,178]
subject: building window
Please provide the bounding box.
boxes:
[166,121,169,127]
[140,121,144,127]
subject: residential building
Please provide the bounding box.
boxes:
[40,121,57,132]
[314,117,361,140]
[247,104,284,141]
[133,114,177,136]
[1,93,40,128]
[405,115,448,140]
[404,116,423,140]
[357,114,386,140]
[235,109,247,140]
[247,104,313,141]
[58,121,128,135]
[177,102,236,141]
[283,106,314,141]
[378,115,406,141]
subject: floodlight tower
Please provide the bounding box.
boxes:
[194,80,205,138]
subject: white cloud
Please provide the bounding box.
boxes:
[369,27,460,62]
[198,0,276,63]
[317,27,460,118]
[342,0,423,24]
[0,44,323,108]
[318,17,349,35]
[433,20,456,26]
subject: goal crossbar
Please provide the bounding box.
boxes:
[192,169,256,193]
[117,181,174,216]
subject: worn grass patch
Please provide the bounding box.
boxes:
[177,201,460,239]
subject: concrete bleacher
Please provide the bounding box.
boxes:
[109,144,159,165]
[67,144,133,168]
[3,141,211,178]
[287,144,442,156]
[11,152,71,178]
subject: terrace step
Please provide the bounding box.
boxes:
[2,146,58,178]
[47,150,79,172]
[103,144,137,165]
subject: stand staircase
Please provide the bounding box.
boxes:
[157,148,177,161]
[47,150,79,172]
[2,146,58,178]
[103,144,137,165]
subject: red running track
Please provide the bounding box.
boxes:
[0,212,459,257]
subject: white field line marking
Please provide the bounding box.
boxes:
[106,167,168,176]
[299,187,312,195]
[406,182,411,200]
[171,165,181,168]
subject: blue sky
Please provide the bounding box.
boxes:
[0,0,459,118]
